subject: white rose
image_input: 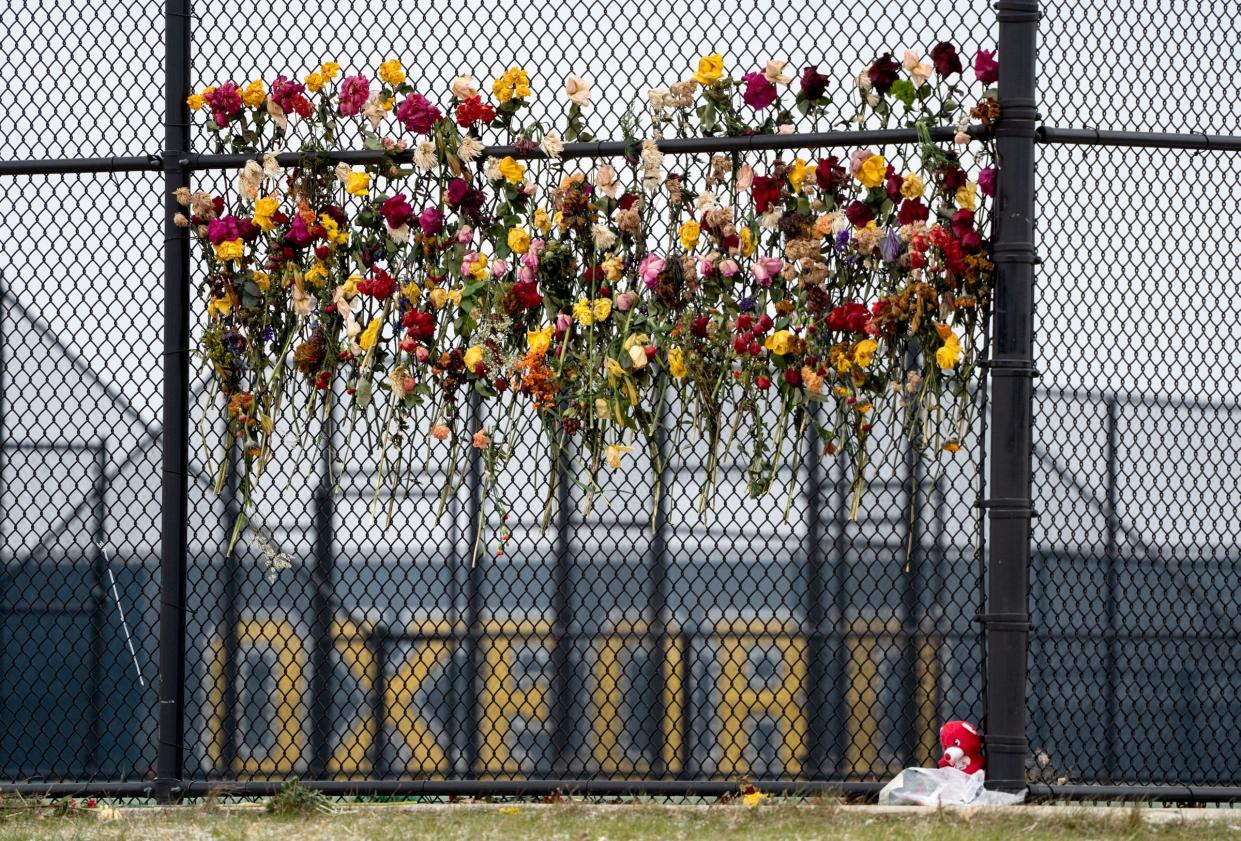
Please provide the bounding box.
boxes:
[564,74,591,106]
[450,74,479,100]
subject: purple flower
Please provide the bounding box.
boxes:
[285,215,313,248]
[395,93,442,135]
[418,206,444,235]
[867,53,901,94]
[739,296,756,312]
[445,178,470,207]
[742,72,778,110]
[204,83,243,128]
[974,49,999,85]
[799,65,830,101]
[978,166,996,197]
[929,42,964,76]
[206,215,240,245]
[338,74,370,117]
[880,228,902,263]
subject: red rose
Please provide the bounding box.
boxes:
[751,174,781,214]
[844,200,875,227]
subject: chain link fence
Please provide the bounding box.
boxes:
[0,0,1236,801]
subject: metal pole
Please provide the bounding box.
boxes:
[89,444,107,775]
[983,0,1040,791]
[802,409,829,777]
[462,392,484,777]
[549,447,573,776]
[218,448,240,776]
[309,402,337,778]
[647,396,671,778]
[156,0,192,803]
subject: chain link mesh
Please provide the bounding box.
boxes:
[1,0,1232,796]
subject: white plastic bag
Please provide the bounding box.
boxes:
[878,767,1025,806]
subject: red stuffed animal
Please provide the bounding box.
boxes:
[937,720,985,774]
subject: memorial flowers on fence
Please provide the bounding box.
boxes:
[178,45,999,555]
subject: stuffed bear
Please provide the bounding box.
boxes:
[937,720,985,774]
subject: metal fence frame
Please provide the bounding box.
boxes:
[1,0,1239,804]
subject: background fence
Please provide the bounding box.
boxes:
[0,0,1237,802]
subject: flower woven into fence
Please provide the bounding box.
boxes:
[179,46,999,555]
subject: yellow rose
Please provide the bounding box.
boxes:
[763,329,795,356]
[507,226,532,254]
[601,254,624,281]
[320,214,349,246]
[186,93,205,111]
[693,53,725,85]
[900,173,925,199]
[498,156,526,184]
[378,59,405,86]
[252,195,279,231]
[788,158,809,192]
[668,347,687,379]
[251,271,270,292]
[430,288,448,309]
[739,226,755,257]
[856,154,887,189]
[955,181,978,210]
[207,295,232,318]
[464,345,484,371]
[345,171,370,196]
[572,299,594,326]
[213,239,244,263]
[241,79,265,108]
[533,207,552,234]
[622,332,650,351]
[467,253,489,281]
[592,297,612,322]
[342,273,362,298]
[678,220,701,251]
[305,70,327,93]
[853,338,878,367]
[358,318,381,351]
[401,282,421,303]
[935,324,962,370]
[627,344,648,369]
[527,325,554,354]
[305,261,328,285]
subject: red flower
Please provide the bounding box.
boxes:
[509,280,543,310]
[799,65,830,101]
[844,200,874,228]
[358,269,397,299]
[974,49,999,85]
[403,309,436,341]
[815,156,845,193]
[898,199,930,225]
[867,53,901,94]
[395,93,442,135]
[742,72,778,110]
[930,42,964,76]
[751,175,781,213]
[455,95,496,128]
[380,194,414,229]
[827,301,870,334]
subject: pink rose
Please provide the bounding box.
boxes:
[639,253,667,289]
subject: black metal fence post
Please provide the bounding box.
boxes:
[156,0,192,804]
[983,0,1040,791]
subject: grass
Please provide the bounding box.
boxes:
[0,799,1234,841]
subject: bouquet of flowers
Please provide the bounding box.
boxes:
[178,45,1000,555]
